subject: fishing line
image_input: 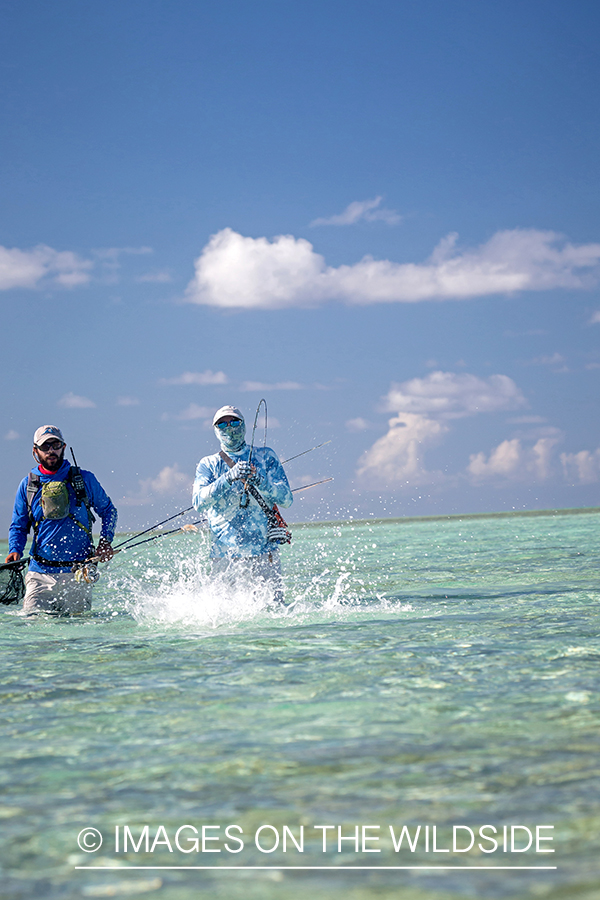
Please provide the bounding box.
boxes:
[291,477,334,493]
[74,519,206,578]
[115,519,205,552]
[281,440,331,465]
[112,507,194,551]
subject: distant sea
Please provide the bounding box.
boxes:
[1,508,599,900]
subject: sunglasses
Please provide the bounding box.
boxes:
[37,441,65,452]
[216,419,242,429]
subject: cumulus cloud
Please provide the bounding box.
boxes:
[184,227,600,310]
[145,464,190,495]
[0,245,93,289]
[310,196,401,227]
[159,370,228,386]
[58,392,96,409]
[561,448,600,484]
[381,371,527,419]
[357,368,599,491]
[257,416,280,428]
[467,436,561,483]
[121,464,191,506]
[357,413,449,488]
[164,404,213,421]
[355,371,528,489]
[346,417,371,432]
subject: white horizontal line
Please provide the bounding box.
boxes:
[75,865,558,871]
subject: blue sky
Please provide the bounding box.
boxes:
[2,0,600,530]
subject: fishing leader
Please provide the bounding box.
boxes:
[192,406,293,603]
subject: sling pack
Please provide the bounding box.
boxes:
[26,467,95,567]
[219,450,292,545]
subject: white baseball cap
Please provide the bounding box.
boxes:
[212,406,244,426]
[33,425,65,447]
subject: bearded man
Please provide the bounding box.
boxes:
[6,426,117,615]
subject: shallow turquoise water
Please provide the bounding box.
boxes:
[1,511,599,900]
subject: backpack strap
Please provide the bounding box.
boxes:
[25,470,94,566]
[68,466,96,527]
[26,472,42,528]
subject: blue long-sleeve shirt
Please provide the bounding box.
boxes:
[8,459,118,574]
[192,443,292,558]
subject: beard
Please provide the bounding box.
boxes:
[35,448,65,472]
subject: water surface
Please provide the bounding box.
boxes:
[1,510,599,899]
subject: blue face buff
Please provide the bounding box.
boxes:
[215,421,246,453]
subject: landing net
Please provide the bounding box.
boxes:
[0,560,28,605]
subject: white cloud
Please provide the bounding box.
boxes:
[356,413,449,488]
[168,403,213,421]
[357,367,597,491]
[159,370,228,386]
[356,370,529,489]
[58,392,96,409]
[527,352,568,372]
[0,245,93,289]
[184,227,600,310]
[251,415,280,429]
[381,371,527,419]
[310,196,401,227]
[185,229,324,309]
[116,396,140,406]
[121,464,191,506]
[560,448,600,484]
[5,430,19,440]
[136,270,172,283]
[145,465,190,495]
[589,311,600,324]
[346,417,371,432]
[0,243,160,290]
[92,247,153,285]
[467,436,560,483]
[240,380,302,391]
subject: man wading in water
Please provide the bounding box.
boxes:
[5,426,117,615]
[192,406,293,604]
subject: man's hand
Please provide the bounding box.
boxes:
[95,538,114,562]
[227,461,259,485]
[5,552,21,564]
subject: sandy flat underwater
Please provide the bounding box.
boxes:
[0,509,599,900]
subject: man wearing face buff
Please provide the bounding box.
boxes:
[192,406,293,603]
[5,426,117,615]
